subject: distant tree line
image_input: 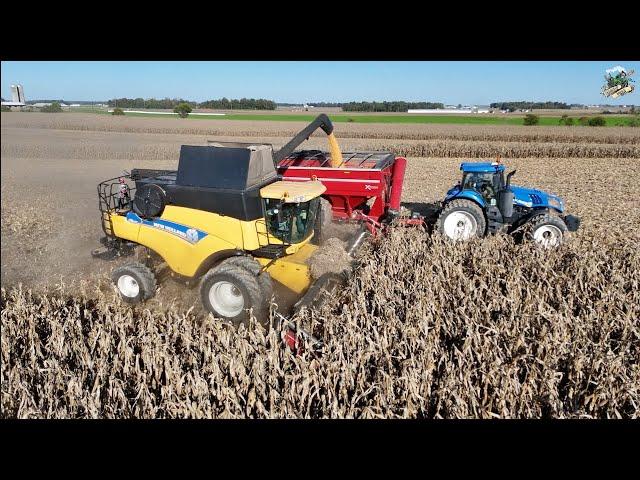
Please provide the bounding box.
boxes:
[342,101,445,112]
[26,100,107,105]
[198,98,276,110]
[107,97,276,110]
[490,101,570,111]
[108,98,197,109]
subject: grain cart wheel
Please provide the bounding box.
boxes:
[111,262,157,304]
[436,199,486,241]
[213,256,274,306]
[200,264,268,325]
[527,213,568,248]
[312,198,333,245]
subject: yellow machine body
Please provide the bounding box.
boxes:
[106,180,326,296]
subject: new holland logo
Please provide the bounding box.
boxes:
[185,228,200,243]
[126,212,207,244]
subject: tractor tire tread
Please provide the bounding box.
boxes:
[526,213,568,243]
[436,199,486,238]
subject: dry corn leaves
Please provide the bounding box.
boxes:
[2,229,638,419]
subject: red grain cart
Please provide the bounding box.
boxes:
[278,150,419,234]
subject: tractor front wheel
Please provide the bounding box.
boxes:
[527,214,568,248]
[436,199,486,241]
[111,262,157,304]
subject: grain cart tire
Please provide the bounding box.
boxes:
[112,262,157,304]
[213,256,274,305]
[527,213,568,248]
[312,197,334,245]
[200,264,268,326]
[436,199,486,240]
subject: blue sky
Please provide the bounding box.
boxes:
[1,61,638,104]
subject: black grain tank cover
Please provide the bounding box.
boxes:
[152,143,280,221]
[177,144,277,190]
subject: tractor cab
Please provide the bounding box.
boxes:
[448,162,516,210]
[459,162,506,204]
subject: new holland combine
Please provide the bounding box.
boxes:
[94,114,579,348]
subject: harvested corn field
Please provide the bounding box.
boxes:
[1,112,639,418]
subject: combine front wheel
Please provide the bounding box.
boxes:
[436,199,486,241]
[200,264,268,325]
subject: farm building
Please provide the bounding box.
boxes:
[409,106,490,114]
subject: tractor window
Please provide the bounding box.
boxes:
[263,198,319,244]
[463,172,498,200]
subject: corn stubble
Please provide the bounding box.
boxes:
[2,229,638,419]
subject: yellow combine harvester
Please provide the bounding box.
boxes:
[94,116,353,326]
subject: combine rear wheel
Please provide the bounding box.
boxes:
[200,262,269,325]
[527,214,567,248]
[111,262,157,304]
[436,199,486,241]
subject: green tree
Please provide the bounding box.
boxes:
[173,103,192,118]
[523,114,539,126]
[559,114,574,126]
[1,105,11,112]
[588,116,606,127]
[112,107,125,116]
[41,102,63,113]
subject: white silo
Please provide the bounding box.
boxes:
[9,84,25,104]
[16,85,25,103]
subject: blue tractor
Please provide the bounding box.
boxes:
[436,162,580,247]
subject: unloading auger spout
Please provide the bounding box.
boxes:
[272,113,344,167]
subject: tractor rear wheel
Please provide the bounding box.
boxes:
[200,263,268,326]
[111,262,157,304]
[527,213,568,248]
[436,199,486,241]
[312,198,333,245]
